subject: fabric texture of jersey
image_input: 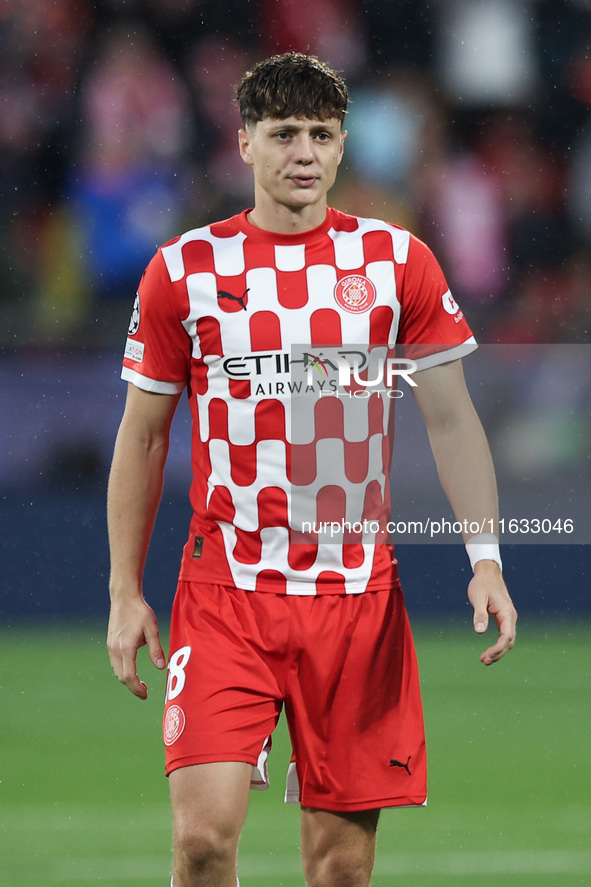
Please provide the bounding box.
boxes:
[163,581,427,811]
[121,208,476,595]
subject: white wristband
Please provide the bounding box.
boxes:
[465,533,502,572]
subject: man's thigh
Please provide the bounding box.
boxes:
[300,807,380,887]
[170,762,252,845]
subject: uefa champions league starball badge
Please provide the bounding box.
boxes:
[128,293,141,335]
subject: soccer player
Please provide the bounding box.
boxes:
[107,53,517,887]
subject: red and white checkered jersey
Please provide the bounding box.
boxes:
[122,208,476,594]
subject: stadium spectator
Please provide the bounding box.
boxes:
[1,0,590,347]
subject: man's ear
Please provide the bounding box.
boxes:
[338,129,348,165]
[238,127,253,166]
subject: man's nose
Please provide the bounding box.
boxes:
[295,134,314,162]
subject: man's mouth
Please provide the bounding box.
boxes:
[290,175,317,188]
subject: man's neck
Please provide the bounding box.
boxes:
[247,200,328,235]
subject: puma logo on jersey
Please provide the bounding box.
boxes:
[389,755,412,776]
[217,288,249,311]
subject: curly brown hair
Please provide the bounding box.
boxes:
[237,52,349,127]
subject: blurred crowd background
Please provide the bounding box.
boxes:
[3,0,591,349]
[1,0,590,618]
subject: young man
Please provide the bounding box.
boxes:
[107,53,517,887]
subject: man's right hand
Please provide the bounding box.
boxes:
[107,596,167,699]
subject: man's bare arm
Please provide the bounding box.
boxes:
[107,383,181,697]
[411,359,517,664]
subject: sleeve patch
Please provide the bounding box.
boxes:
[124,338,145,363]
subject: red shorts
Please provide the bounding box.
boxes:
[163,582,427,812]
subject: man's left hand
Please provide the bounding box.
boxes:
[468,561,517,665]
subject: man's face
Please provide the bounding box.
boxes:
[238,116,347,212]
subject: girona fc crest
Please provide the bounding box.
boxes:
[163,704,186,746]
[334,275,377,313]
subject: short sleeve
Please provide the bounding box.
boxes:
[121,247,191,394]
[396,234,477,369]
